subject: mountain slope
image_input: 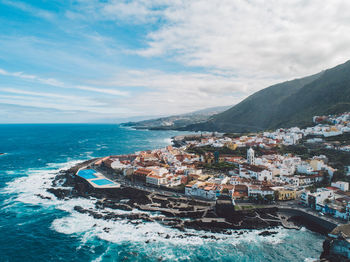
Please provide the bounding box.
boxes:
[121,105,231,130]
[183,60,350,132]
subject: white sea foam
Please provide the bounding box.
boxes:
[3,159,292,249]
[91,246,111,262]
[304,258,318,262]
[78,139,89,144]
[163,137,173,145]
[84,151,94,158]
[51,207,288,247]
[2,160,81,206]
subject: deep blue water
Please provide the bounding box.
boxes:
[0,124,325,262]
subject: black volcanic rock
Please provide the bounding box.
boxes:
[49,164,285,234]
[47,188,72,199]
[258,231,278,237]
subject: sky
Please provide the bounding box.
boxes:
[1,0,350,123]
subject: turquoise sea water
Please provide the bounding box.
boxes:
[0,124,325,261]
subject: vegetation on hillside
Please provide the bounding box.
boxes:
[186,145,243,155]
[183,60,350,133]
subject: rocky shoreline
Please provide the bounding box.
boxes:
[42,160,346,260]
[45,160,298,234]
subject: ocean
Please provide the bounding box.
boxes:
[0,124,325,262]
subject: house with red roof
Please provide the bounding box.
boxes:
[133,168,154,182]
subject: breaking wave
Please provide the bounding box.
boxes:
[1,160,324,261]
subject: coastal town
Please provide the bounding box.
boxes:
[43,111,350,261]
[75,112,350,225]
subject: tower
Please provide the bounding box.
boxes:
[247,147,255,165]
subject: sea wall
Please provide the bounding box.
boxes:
[278,207,338,234]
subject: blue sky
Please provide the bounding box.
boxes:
[1,0,350,123]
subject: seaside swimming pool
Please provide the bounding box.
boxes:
[91,179,115,186]
[77,169,97,180]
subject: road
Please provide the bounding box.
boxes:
[276,201,346,225]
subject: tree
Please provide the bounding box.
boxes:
[248,195,254,202]
[222,188,229,195]
[322,172,330,186]
[265,194,274,203]
[332,170,347,182]
[306,185,316,193]
[176,184,185,193]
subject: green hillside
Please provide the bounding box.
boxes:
[183,60,350,132]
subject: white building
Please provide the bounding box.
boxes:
[111,160,133,176]
[185,183,217,200]
[239,164,273,181]
[300,191,309,205]
[297,163,314,174]
[255,169,273,181]
[301,188,335,209]
[331,181,349,191]
[248,185,274,197]
[247,148,255,165]
[282,175,300,187]
[146,175,167,186]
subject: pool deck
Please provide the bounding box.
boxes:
[76,168,121,189]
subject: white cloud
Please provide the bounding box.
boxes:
[0,68,65,87]
[0,92,132,115]
[73,0,167,24]
[0,94,100,113]
[3,0,350,122]
[75,85,129,97]
[0,87,117,113]
[1,0,55,20]
[131,0,350,79]
[0,69,132,117]
[0,88,104,106]
[88,69,275,116]
[66,0,350,118]
[96,69,271,96]
[0,68,129,96]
